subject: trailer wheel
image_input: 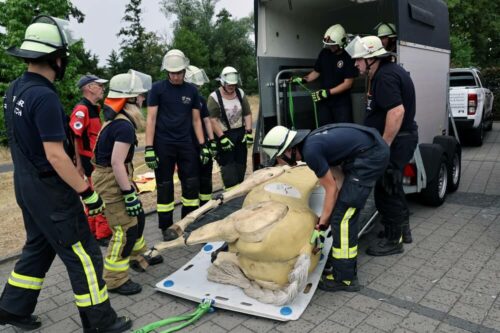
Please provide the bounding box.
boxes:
[420,155,448,206]
[447,149,461,193]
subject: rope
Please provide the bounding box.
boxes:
[207,253,311,306]
[288,78,319,129]
[133,298,214,333]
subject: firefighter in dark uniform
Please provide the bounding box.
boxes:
[145,49,210,241]
[346,35,418,254]
[261,124,389,292]
[70,74,112,246]
[0,16,131,332]
[292,24,358,125]
[208,66,253,192]
[185,65,216,206]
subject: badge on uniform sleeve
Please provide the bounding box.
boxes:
[73,121,83,130]
[75,111,85,119]
[337,60,344,69]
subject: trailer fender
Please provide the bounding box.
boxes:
[418,143,445,183]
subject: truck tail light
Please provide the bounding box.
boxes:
[402,163,417,185]
[468,93,477,115]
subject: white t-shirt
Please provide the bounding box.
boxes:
[209,88,245,131]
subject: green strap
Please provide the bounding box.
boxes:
[133,299,214,333]
[288,78,319,129]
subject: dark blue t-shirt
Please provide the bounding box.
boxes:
[302,127,374,178]
[364,61,418,134]
[147,80,200,144]
[95,119,135,166]
[5,72,68,172]
[314,48,358,106]
[191,95,210,144]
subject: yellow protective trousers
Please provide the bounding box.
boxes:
[92,163,147,289]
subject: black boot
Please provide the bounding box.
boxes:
[402,221,412,244]
[108,279,142,295]
[377,224,388,239]
[0,308,41,331]
[84,316,133,333]
[366,226,404,256]
[162,228,179,241]
[318,274,361,292]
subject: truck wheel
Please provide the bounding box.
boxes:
[420,155,448,206]
[470,120,484,146]
[485,107,493,131]
[447,149,461,193]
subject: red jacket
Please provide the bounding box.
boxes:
[69,98,102,158]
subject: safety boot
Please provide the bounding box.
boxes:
[318,274,361,292]
[162,228,179,241]
[84,316,132,333]
[0,308,41,331]
[402,220,412,244]
[366,226,404,256]
[108,279,142,295]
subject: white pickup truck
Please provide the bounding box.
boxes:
[449,68,494,146]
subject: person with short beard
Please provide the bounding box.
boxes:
[92,70,163,296]
[292,24,358,125]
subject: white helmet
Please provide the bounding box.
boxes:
[107,69,152,98]
[323,24,347,47]
[261,126,310,160]
[185,65,209,86]
[375,22,397,38]
[345,35,390,59]
[219,66,241,85]
[161,49,189,72]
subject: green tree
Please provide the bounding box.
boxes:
[447,0,500,68]
[116,0,167,81]
[161,0,257,94]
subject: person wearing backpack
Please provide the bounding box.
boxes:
[207,66,253,191]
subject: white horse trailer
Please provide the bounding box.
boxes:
[252,0,461,208]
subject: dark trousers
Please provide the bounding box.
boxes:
[375,133,418,233]
[217,128,247,190]
[317,100,353,126]
[0,169,116,330]
[328,141,389,281]
[154,142,200,229]
[199,158,213,205]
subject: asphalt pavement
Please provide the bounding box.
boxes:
[0,124,499,333]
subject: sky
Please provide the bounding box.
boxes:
[69,0,254,65]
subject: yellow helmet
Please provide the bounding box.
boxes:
[261,126,310,160]
[375,22,397,38]
[161,49,190,72]
[323,24,347,47]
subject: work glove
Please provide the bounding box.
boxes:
[122,188,143,217]
[381,165,402,195]
[144,146,158,169]
[219,134,235,152]
[80,187,105,216]
[241,129,254,147]
[199,143,211,165]
[312,89,331,103]
[208,139,218,158]
[291,76,304,85]
[310,224,328,254]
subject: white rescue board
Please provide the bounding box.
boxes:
[155,238,331,321]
